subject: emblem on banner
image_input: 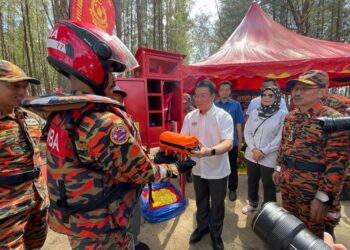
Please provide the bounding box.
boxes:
[90,0,108,31]
[71,0,115,34]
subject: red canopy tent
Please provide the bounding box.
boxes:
[183,1,350,92]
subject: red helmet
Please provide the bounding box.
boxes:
[47,20,138,93]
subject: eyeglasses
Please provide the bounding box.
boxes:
[291,86,320,92]
[4,83,29,91]
[193,94,212,99]
[261,93,275,98]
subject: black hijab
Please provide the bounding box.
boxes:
[258,86,281,119]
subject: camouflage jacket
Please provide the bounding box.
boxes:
[0,107,49,219]
[322,94,350,115]
[277,101,349,200]
[46,101,176,238]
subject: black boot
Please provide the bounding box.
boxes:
[189,227,210,244]
[210,234,224,250]
[135,241,150,250]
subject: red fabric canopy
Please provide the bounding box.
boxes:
[183,2,350,92]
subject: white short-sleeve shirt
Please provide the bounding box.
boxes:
[181,104,233,179]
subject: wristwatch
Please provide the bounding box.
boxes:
[211,148,216,156]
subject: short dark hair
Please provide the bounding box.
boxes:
[262,78,278,87]
[218,81,232,90]
[195,79,216,94]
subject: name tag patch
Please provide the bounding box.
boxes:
[24,118,39,128]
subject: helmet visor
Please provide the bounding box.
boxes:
[107,35,139,72]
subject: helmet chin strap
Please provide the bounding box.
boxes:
[78,59,110,96]
[92,60,112,96]
[92,87,105,96]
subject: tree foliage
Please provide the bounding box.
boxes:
[0,0,349,95]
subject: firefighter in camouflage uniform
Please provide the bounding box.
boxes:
[0,60,49,249]
[26,20,195,250]
[321,83,350,238]
[272,70,349,239]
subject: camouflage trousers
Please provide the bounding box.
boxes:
[324,202,341,230]
[324,165,350,229]
[0,191,48,250]
[68,231,134,250]
[280,168,327,239]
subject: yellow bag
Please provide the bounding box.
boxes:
[159,131,199,154]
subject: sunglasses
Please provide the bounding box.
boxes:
[291,86,320,92]
[4,82,29,91]
[261,93,275,98]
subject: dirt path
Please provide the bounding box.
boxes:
[43,175,350,250]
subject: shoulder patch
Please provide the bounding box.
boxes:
[110,124,130,145]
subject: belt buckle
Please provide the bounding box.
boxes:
[292,158,299,169]
[287,158,296,169]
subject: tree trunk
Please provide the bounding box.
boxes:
[335,0,343,41]
[136,0,142,46]
[41,0,54,29]
[25,0,38,84]
[20,0,37,96]
[153,0,157,49]
[0,1,8,59]
[158,0,163,51]
[320,0,325,38]
[287,0,314,35]
[51,0,69,24]
[36,5,51,94]
[129,0,133,48]
[144,1,149,48]
[329,0,336,40]
[114,0,122,37]
[7,2,15,62]
[165,0,169,51]
[50,0,69,93]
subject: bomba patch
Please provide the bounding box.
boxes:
[110,124,129,145]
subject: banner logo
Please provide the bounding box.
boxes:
[71,0,116,35]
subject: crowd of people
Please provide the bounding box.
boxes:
[0,19,349,250]
[0,20,196,250]
[183,72,349,250]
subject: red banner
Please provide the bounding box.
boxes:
[70,0,116,35]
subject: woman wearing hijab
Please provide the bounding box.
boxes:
[242,86,287,214]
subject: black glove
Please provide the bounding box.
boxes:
[154,151,178,164]
[176,160,196,173]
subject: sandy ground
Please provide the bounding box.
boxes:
[42,175,350,250]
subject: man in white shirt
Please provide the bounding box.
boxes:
[181,79,233,250]
[246,79,288,116]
